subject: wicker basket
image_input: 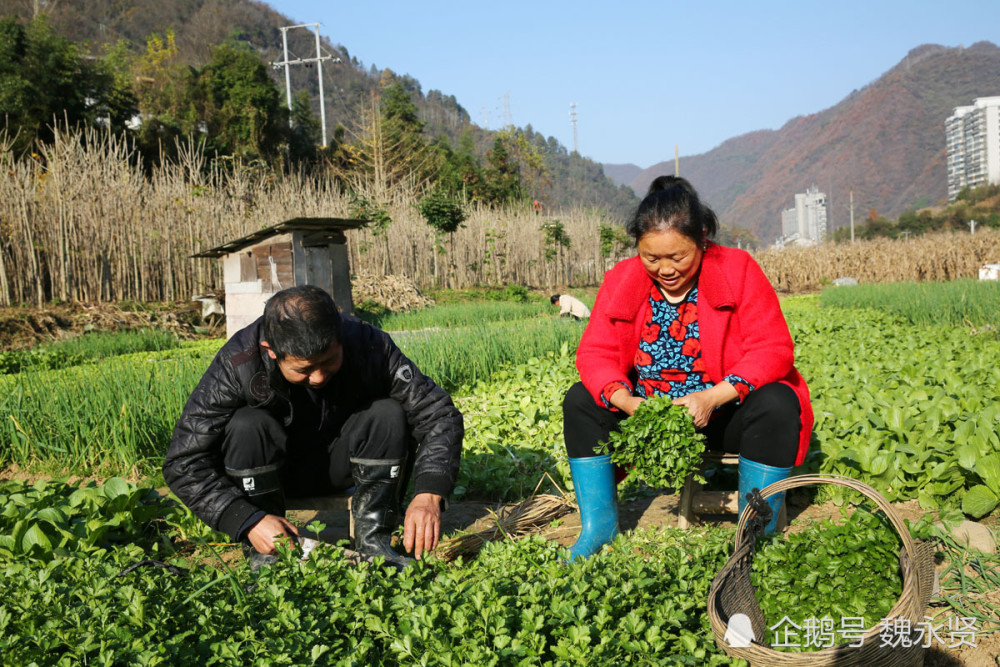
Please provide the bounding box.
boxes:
[707,474,936,666]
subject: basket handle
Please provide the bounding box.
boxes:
[733,474,919,564]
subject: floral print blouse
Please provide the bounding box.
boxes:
[601,285,753,410]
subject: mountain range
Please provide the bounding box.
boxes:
[3,0,638,218]
[8,3,999,240]
[612,42,1000,241]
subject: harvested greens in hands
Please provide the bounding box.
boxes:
[598,395,706,490]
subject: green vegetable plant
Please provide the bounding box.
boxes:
[0,519,742,665]
[788,299,1000,515]
[0,478,189,561]
[456,344,579,500]
[598,396,706,490]
[751,508,903,651]
[961,453,1000,518]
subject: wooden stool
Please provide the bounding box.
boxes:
[286,494,354,538]
[676,453,787,530]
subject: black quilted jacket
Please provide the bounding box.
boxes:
[162,316,464,540]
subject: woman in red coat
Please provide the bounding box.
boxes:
[563,176,813,559]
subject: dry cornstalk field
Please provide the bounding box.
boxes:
[0,127,628,306]
[752,230,1000,293]
[3,126,998,306]
[0,128,348,306]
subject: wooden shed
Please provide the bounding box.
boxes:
[193,217,366,338]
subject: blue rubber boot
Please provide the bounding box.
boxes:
[738,456,792,534]
[568,454,619,560]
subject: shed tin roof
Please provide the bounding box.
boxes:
[192,217,367,258]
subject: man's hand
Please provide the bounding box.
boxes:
[247,513,299,555]
[403,492,443,559]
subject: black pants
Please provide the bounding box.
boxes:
[221,398,410,498]
[562,381,800,468]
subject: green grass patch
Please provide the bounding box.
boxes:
[422,284,540,304]
[819,279,1000,329]
[0,329,181,375]
[0,340,223,476]
[396,317,585,394]
[0,314,583,479]
[357,299,552,330]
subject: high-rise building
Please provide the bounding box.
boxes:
[946,96,1000,201]
[778,186,827,246]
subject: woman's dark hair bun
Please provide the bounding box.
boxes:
[646,175,696,196]
[625,175,718,243]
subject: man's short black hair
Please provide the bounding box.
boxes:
[262,285,342,360]
[550,294,560,305]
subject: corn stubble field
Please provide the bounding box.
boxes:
[3,126,1000,308]
[3,134,1000,663]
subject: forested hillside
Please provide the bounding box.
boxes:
[601,163,642,188]
[1,0,636,218]
[631,42,1000,241]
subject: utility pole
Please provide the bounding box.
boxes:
[481,104,489,130]
[569,103,578,154]
[33,0,56,19]
[969,219,977,234]
[272,23,338,147]
[849,188,855,243]
[502,92,512,126]
[674,144,679,176]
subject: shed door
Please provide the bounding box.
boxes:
[250,242,293,292]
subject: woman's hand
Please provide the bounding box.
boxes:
[610,388,645,416]
[673,383,739,428]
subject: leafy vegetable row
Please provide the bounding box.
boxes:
[0,478,741,666]
[789,302,1000,515]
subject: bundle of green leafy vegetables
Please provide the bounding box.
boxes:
[598,395,706,490]
[750,507,904,650]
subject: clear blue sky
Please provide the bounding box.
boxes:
[266,0,1000,169]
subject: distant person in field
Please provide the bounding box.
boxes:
[163,285,463,570]
[550,293,591,320]
[561,176,814,559]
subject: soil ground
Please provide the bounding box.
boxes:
[0,301,210,350]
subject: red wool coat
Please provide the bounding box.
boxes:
[576,243,813,465]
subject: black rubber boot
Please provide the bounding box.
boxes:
[226,464,286,571]
[350,457,414,569]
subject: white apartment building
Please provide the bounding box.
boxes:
[946,96,1000,201]
[777,186,827,246]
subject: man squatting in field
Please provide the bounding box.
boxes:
[163,285,464,569]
